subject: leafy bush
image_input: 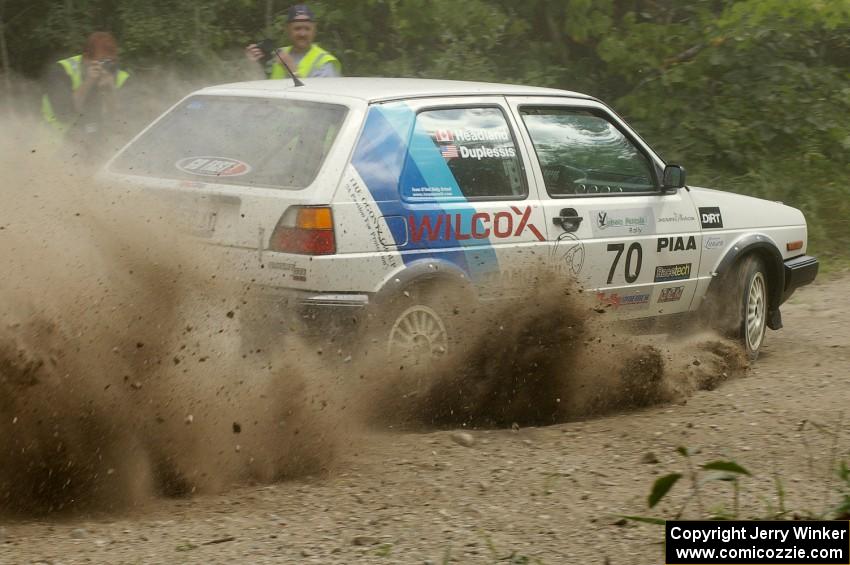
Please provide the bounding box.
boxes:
[1,0,847,261]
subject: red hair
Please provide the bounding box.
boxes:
[83,32,119,59]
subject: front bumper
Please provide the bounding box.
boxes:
[781,254,818,303]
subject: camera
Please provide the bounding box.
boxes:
[254,39,277,64]
[98,58,118,75]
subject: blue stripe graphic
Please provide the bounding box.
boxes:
[350,103,501,280]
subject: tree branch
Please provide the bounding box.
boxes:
[0,0,15,116]
[661,43,705,69]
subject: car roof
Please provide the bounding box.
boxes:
[195,77,594,104]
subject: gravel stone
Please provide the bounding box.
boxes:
[450,432,475,448]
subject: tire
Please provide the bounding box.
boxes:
[371,283,467,368]
[385,288,452,363]
[729,255,770,361]
[387,303,450,361]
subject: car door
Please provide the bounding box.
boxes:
[371,96,549,300]
[506,97,703,318]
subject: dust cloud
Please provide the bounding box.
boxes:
[0,117,346,515]
[0,98,746,517]
[353,281,748,430]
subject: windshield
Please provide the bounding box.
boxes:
[110,95,348,190]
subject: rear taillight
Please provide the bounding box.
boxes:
[269,206,336,255]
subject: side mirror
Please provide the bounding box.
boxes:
[662,164,686,191]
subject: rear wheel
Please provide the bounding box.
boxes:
[370,282,469,369]
[387,303,449,361]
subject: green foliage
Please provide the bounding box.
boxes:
[649,473,682,509]
[701,461,751,477]
[626,447,755,524]
[1,0,847,260]
[625,445,850,525]
[374,542,393,557]
[837,461,850,519]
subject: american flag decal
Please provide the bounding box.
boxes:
[440,144,459,159]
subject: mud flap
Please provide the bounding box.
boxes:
[767,308,782,331]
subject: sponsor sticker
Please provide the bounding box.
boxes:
[591,208,655,237]
[658,286,685,303]
[268,261,295,272]
[699,207,723,229]
[551,232,585,277]
[408,205,544,242]
[657,212,696,223]
[655,263,692,282]
[457,145,516,160]
[343,171,400,269]
[432,128,517,161]
[480,268,539,291]
[657,236,697,252]
[597,286,653,309]
[176,157,251,177]
[177,206,216,235]
[410,186,455,198]
[434,129,454,142]
[440,144,460,159]
[433,128,511,143]
[435,142,516,161]
[704,236,725,250]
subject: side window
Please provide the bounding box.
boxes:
[520,107,656,196]
[400,107,526,201]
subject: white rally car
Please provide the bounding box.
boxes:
[102,78,818,361]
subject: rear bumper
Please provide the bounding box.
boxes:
[241,286,370,340]
[781,255,818,303]
[262,287,370,312]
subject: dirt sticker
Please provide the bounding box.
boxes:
[176,157,251,177]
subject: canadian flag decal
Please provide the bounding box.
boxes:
[434,129,454,142]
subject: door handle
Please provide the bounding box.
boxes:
[553,208,583,232]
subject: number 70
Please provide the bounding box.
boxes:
[606,242,642,284]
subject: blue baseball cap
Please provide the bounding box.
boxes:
[287,4,315,22]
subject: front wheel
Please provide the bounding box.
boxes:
[734,256,769,361]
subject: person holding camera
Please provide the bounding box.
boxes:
[41,31,131,152]
[245,4,341,79]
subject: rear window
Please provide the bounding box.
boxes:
[111,96,348,190]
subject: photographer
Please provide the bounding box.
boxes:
[42,32,131,157]
[245,4,341,79]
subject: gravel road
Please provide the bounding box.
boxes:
[1,274,847,565]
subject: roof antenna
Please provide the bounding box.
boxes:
[273,48,304,87]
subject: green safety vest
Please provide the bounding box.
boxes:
[268,44,340,79]
[41,55,130,134]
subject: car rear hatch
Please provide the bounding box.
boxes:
[101,91,362,258]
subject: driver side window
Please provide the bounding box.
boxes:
[520,107,655,196]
